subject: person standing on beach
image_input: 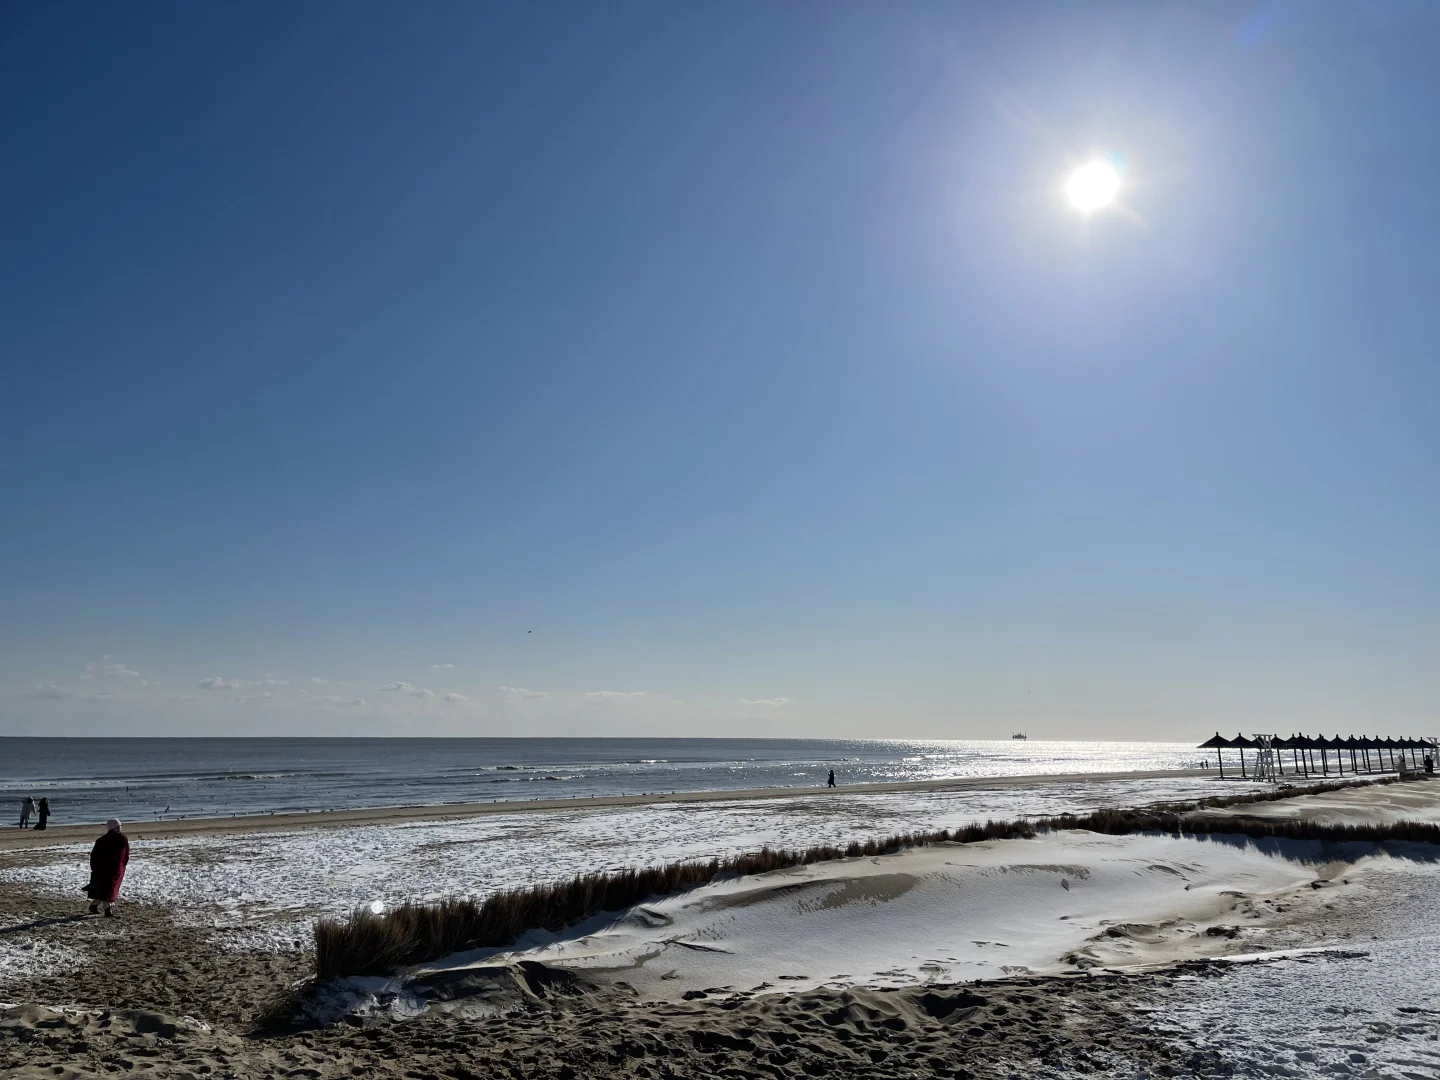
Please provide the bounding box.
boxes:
[18,796,34,828]
[84,819,129,917]
[827,769,836,788]
[34,798,50,830]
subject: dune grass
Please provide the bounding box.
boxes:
[313,776,1435,980]
[1038,805,1440,847]
[1153,774,1403,812]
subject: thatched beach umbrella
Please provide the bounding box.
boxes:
[1198,732,1231,777]
[1231,733,1257,778]
[1341,736,1357,773]
[1355,736,1372,772]
[1276,735,1304,776]
[1272,737,1296,777]
[1293,733,1318,776]
[1359,735,1378,772]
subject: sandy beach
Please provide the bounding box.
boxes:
[2,774,1438,1079]
[0,767,1206,851]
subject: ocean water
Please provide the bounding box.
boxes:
[0,737,1203,825]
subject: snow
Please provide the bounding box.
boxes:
[410,831,1329,1000]
[0,776,1265,954]
[1199,778,1440,827]
[0,930,84,985]
[1145,857,1440,1079]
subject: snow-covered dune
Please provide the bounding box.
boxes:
[409,830,1339,1002]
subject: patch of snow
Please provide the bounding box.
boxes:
[1145,859,1440,1079]
[0,931,85,984]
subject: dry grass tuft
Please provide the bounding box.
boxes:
[1037,805,1440,848]
[1150,774,1404,813]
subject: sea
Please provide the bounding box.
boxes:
[0,737,1203,825]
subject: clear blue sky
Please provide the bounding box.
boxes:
[3,2,1437,738]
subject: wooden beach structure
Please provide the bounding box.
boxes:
[1198,732,1439,780]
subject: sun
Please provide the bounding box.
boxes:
[1065,159,1121,213]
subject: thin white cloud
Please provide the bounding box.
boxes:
[168,694,201,704]
[443,692,468,703]
[429,663,455,670]
[319,695,365,708]
[378,681,434,698]
[586,690,649,700]
[21,685,76,701]
[198,677,240,691]
[87,662,141,680]
[257,679,289,686]
[496,686,549,699]
[237,692,275,705]
[309,677,329,685]
[740,697,791,708]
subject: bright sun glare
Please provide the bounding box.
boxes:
[1065,159,1121,213]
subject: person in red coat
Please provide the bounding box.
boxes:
[85,818,129,917]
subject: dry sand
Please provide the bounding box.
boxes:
[0,767,1206,852]
[0,958,1238,1080]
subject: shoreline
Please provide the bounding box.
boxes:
[0,766,1209,849]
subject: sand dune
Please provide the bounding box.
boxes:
[386,830,1332,1010]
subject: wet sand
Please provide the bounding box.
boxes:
[0,767,1208,850]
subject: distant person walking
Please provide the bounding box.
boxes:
[34,798,50,831]
[827,769,836,788]
[18,796,34,828]
[84,819,129,917]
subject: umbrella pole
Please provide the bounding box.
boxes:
[1217,747,1224,779]
[1240,747,1247,778]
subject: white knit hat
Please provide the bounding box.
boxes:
[105,818,121,832]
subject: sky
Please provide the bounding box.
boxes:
[2,2,1438,740]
